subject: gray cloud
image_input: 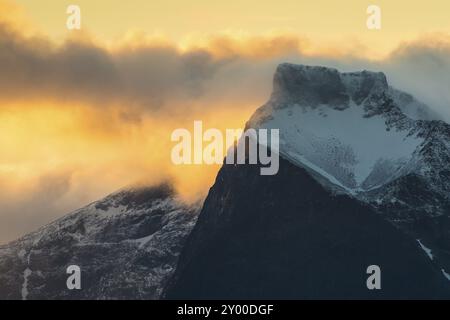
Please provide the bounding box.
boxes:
[1,21,450,120]
[382,42,450,119]
[0,23,224,109]
[0,170,74,244]
[2,22,450,244]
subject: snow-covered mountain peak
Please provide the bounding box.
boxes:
[340,70,388,104]
[249,63,449,195]
[271,63,389,110]
[272,64,349,108]
[0,182,200,299]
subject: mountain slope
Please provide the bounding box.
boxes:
[2,63,449,300]
[164,157,450,299]
[248,64,446,193]
[247,63,450,277]
[165,63,450,299]
[0,183,199,300]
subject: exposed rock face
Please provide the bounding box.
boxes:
[165,64,450,299]
[271,65,351,108]
[1,63,449,300]
[0,183,199,300]
[247,63,450,277]
[164,158,450,299]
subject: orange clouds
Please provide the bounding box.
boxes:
[0,99,254,243]
[2,4,450,244]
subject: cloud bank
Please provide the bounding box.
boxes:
[2,20,450,118]
[1,16,450,243]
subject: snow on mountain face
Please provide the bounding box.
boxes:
[247,63,450,278]
[255,101,422,191]
[0,183,199,300]
[388,87,442,121]
[164,63,450,299]
[248,63,446,193]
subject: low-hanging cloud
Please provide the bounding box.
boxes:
[0,23,226,110]
[2,21,450,120]
[1,16,450,244]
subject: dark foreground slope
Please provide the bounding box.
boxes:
[164,156,450,299]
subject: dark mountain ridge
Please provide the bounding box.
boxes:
[164,156,450,299]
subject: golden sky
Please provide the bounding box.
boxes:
[1,0,450,243]
[12,0,450,57]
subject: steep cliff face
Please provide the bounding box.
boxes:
[248,63,450,280]
[165,64,450,299]
[1,63,449,300]
[248,64,446,194]
[164,158,450,299]
[0,183,199,300]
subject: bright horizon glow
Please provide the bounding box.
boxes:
[10,0,450,58]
